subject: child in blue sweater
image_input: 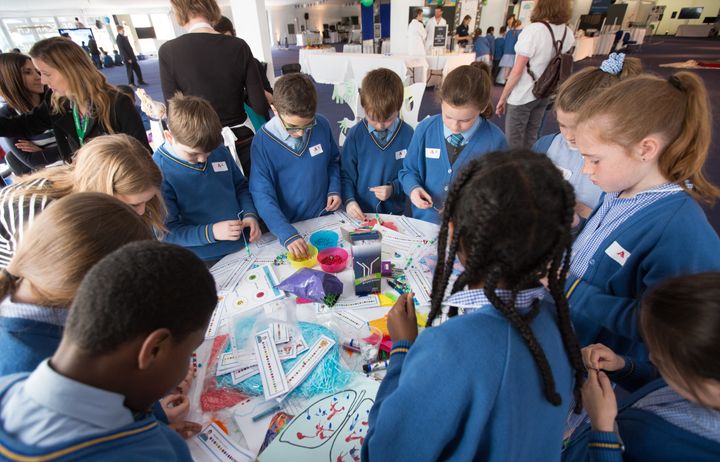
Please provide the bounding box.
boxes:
[0,193,152,376]
[399,62,507,223]
[567,71,720,361]
[532,53,642,220]
[491,26,506,82]
[341,69,413,220]
[363,151,585,461]
[250,73,341,259]
[564,273,720,461]
[0,241,216,461]
[153,94,260,263]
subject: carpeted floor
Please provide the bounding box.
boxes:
[100,36,720,231]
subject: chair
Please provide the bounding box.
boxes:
[400,83,426,129]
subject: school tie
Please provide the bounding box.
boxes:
[447,133,464,148]
[290,137,303,152]
[373,130,388,144]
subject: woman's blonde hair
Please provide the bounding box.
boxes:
[170,0,222,26]
[530,0,572,25]
[0,192,153,307]
[0,53,38,113]
[14,134,167,233]
[577,72,719,204]
[556,56,643,113]
[29,37,121,135]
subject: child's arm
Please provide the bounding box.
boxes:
[582,370,623,462]
[582,344,659,394]
[326,133,342,210]
[229,155,261,242]
[339,133,364,219]
[398,128,425,197]
[161,181,221,246]
[248,141,302,249]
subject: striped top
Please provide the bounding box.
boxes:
[569,183,684,279]
[0,178,52,268]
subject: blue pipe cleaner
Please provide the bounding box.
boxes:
[600,52,625,76]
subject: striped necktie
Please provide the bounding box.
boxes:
[447,133,464,148]
[290,137,303,152]
[373,130,388,144]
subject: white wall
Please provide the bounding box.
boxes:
[389,0,423,54]
[268,2,361,46]
[654,0,718,35]
[479,0,508,36]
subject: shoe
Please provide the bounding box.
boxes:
[138,81,148,85]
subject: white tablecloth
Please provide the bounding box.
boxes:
[629,27,646,45]
[343,44,361,53]
[425,52,476,78]
[305,52,409,85]
[676,24,713,37]
[573,36,598,61]
[188,214,439,460]
[298,47,336,75]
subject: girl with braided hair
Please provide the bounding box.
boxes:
[362,150,585,462]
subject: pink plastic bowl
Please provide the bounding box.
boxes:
[317,247,349,273]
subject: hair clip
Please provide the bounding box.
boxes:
[599,53,625,76]
[668,75,685,92]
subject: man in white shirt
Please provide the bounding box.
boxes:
[424,6,447,52]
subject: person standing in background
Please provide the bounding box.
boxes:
[116,25,147,86]
[407,8,427,56]
[425,6,447,52]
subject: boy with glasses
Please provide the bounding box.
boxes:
[250,73,341,260]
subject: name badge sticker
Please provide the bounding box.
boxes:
[309,144,324,156]
[605,241,631,266]
[425,148,441,159]
[212,161,228,172]
[395,149,407,160]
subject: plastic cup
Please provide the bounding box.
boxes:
[287,244,318,269]
[309,230,339,251]
[317,247,349,273]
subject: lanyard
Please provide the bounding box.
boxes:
[72,104,90,146]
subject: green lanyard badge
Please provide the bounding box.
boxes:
[72,104,90,146]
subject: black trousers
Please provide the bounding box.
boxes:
[125,59,144,84]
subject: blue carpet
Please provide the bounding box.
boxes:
[100,37,720,231]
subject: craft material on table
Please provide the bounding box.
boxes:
[211,254,257,292]
[259,412,295,453]
[223,265,286,314]
[277,268,343,307]
[193,422,255,462]
[254,329,290,400]
[258,377,380,462]
[314,294,382,314]
[309,230,339,251]
[288,244,318,269]
[348,230,382,296]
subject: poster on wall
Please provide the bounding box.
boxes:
[518,1,535,25]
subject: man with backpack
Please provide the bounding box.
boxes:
[494,0,574,150]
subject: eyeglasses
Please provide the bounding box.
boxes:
[278,113,317,134]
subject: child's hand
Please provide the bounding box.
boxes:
[160,393,190,423]
[288,239,309,260]
[15,140,42,153]
[387,293,418,343]
[175,364,195,395]
[582,369,618,432]
[241,216,261,242]
[582,343,625,372]
[410,188,433,209]
[169,420,203,439]
[326,195,341,212]
[495,97,507,116]
[369,185,393,202]
[346,201,365,221]
[212,220,243,241]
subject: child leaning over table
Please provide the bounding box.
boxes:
[153,93,260,265]
[249,73,341,260]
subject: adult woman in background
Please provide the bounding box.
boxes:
[159,0,270,176]
[496,0,574,149]
[0,53,62,175]
[0,134,165,268]
[0,38,149,161]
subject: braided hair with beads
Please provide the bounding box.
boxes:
[427,150,585,410]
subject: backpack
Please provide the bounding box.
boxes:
[527,22,574,99]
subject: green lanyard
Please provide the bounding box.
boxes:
[72,104,90,146]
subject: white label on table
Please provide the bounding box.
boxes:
[211,161,228,172]
[204,299,226,339]
[395,149,407,160]
[406,268,433,306]
[286,335,335,391]
[271,322,290,344]
[294,335,309,355]
[315,294,380,314]
[334,310,367,330]
[426,148,441,159]
[194,422,254,462]
[231,364,260,384]
[216,351,257,376]
[277,343,297,360]
[309,144,324,156]
[253,329,289,399]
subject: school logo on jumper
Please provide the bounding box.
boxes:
[395,149,407,160]
[212,161,228,172]
[309,144,324,156]
[425,148,441,159]
[605,241,631,266]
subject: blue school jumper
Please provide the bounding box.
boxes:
[533,133,602,210]
[153,142,257,262]
[362,289,573,462]
[0,317,62,376]
[493,37,505,61]
[486,34,495,56]
[250,114,341,248]
[565,192,720,361]
[398,114,507,223]
[563,368,720,462]
[340,119,413,215]
[0,374,190,462]
[474,35,490,57]
[503,29,519,55]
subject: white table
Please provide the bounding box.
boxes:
[425,52,476,79]
[676,24,713,37]
[296,32,322,47]
[305,52,410,85]
[298,47,336,75]
[573,36,598,61]
[342,44,361,53]
[629,27,646,45]
[188,213,439,460]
